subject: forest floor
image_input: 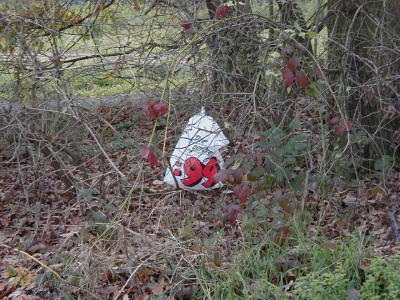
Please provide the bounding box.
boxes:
[0,97,399,299]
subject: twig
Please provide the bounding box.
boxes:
[39,143,77,198]
[0,285,15,299]
[387,212,400,245]
[1,244,61,279]
[83,123,125,177]
[166,158,180,189]
[113,263,143,300]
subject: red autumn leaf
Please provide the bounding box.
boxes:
[287,57,300,70]
[330,116,340,124]
[180,19,191,30]
[225,203,242,225]
[283,68,294,86]
[216,5,229,18]
[148,147,158,169]
[140,99,156,119]
[295,71,308,87]
[141,146,158,168]
[233,183,252,203]
[140,100,168,120]
[152,102,168,117]
[344,120,353,131]
[333,124,345,136]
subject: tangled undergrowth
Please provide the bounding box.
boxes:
[0,95,399,299]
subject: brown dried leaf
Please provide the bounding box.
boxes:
[152,277,169,295]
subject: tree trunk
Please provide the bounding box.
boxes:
[326,0,399,162]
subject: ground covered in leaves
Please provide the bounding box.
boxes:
[0,99,399,299]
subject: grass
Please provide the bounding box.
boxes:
[182,220,399,300]
[187,221,364,299]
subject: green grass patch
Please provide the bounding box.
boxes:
[188,218,398,300]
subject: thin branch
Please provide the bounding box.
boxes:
[82,123,125,177]
[1,244,62,279]
[113,263,143,300]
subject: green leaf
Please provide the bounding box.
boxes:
[180,224,193,239]
[381,155,393,163]
[95,224,107,236]
[82,188,96,201]
[373,159,383,171]
[290,182,304,192]
[248,167,265,182]
[293,173,305,183]
[231,160,242,170]
[374,155,392,171]
[70,276,80,287]
[103,128,112,137]
[35,273,46,284]
[45,271,54,279]
[305,87,320,97]
[290,118,301,129]
[253,166,266,176]
[79,227,92,243]
[241,215,258,232]
[61,292,74,300]
[306,31,318,38]
[294,134,307,142]
[91,211,106,223]
[294,21,301,31]
[7,266,17,277]
[204,229,224,247]
[283,156,296,164]
[276,168,292,182]
[255,204,268,218]
[295,142,308,151]
[276,145,286,155]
